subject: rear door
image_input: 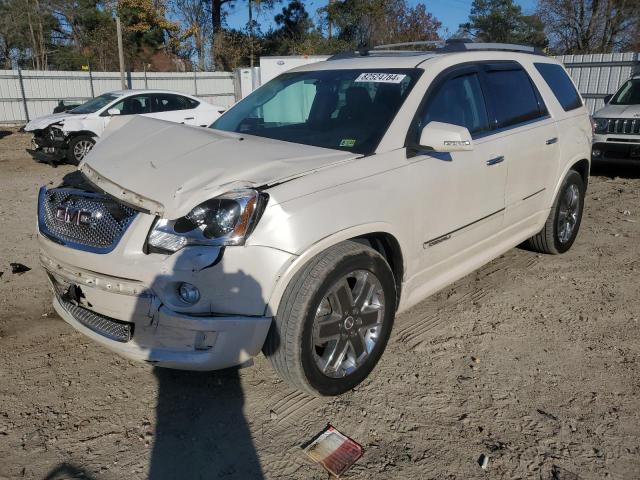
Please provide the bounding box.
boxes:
[410,66,508,267]
[480,62,560,226]
[149,93,200,125]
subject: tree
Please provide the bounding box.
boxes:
[536,0,640,53]
[324,0,441,48]
[173,0,212,70]
[459,0,547,48]
[262,0,314,55]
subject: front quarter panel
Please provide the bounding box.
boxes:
[248,149,423,315]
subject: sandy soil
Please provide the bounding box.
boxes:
[1,128,639,480]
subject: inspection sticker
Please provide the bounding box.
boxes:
[339,139,356,147]
[354,72,406,83]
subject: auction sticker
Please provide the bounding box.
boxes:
[355,72,406,83]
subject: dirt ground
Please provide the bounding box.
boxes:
[1,127,639,480]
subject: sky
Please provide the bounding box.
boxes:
[224,0,539,37]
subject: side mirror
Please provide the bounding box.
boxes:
[418,121,473,152]
[604,94,613,104]
[107,108,121,116]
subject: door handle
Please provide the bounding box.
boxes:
[183,117,195,120]
[486,156,504,166]
[546,137,558,145]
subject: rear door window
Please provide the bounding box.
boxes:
[483,66,547,129]
[421,72,490,135]
[534,63,583,111]
[153,94,194,112]
[110,95,152,115]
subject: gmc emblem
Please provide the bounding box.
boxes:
[55,206,92,226]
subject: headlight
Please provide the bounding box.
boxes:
[593,118,610,134]
[147,189,268,253]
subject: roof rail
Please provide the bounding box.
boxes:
[440,39,546,55]
[372,40,445,50]
[326,39,546,61]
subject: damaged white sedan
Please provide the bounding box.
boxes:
[38,43,592,395]
[25,89,225,164]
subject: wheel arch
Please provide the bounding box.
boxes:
[66,130,99,141]
[264,224,406,317]
[551,157,590,203]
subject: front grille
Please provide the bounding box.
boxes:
[604,118,640,135]
[58,297,134,342]
[38,187,137,253]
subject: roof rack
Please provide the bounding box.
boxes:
[326,39,546,61]
[373,40,445,50]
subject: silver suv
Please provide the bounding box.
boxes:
[592,69,640,162]
[38,41,593,395]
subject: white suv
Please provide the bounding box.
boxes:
[37,42,592,396]
[592,70,640,162]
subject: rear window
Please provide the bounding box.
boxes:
[534,63,583,111]
[484,67,547,129]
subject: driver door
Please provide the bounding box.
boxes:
[410,68,507,269]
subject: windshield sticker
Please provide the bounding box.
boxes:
[354,73,406,84]
[340,139,356,147]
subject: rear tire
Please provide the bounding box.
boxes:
[66,135,95,165]
[527,170,585,254]
[263,241,396,396]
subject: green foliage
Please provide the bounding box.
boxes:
[460,0,548,48]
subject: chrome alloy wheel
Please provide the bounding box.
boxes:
[73,139,94,161]
[557,183,580,244]
[312,270,385,378]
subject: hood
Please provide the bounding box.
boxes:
[80,116,359,218]
[594,104,640,118]
[24,112,88,131]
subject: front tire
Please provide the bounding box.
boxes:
[527,170,585,254]
[264,241,396,396]
[66,135,95,165]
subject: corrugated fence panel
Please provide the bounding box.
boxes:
[0,70,235,124]
[556,52,639,114]
[1,55,638,123]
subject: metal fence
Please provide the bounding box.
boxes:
[0,69,236,124]
[555,52,640,114]
[1,53,639,124]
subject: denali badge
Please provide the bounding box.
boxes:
[55,206,92,226]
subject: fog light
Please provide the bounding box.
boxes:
[592,149,601,158]
[178,283,200,304]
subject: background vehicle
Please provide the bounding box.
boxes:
[37,41,592,396]
[25,89,226,164]
[592,70,640,163]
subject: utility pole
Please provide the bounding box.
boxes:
[328,0,334,39]
[249,0,254,68]
[115,15,126,90]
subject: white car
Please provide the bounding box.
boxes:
[592,69,640,162]
[25,89,225,164]
[37,41,592,396]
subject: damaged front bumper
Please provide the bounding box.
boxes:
[41,250,278,370]
[27,126,68,161]
[38,205,295,369]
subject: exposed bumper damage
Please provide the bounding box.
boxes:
[27,124,69,162]
[37,173,296,370]
[40,247,282,370]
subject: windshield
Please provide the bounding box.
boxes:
[211,69,422,154]
[610,79,640,105]
[70,93,120,114]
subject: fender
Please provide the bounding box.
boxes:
[263,222,406,317]
[61,117,102,138]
